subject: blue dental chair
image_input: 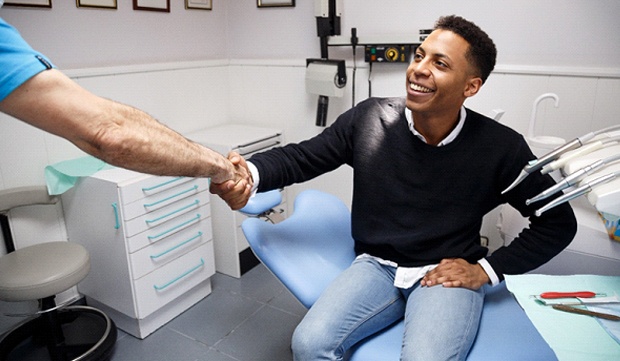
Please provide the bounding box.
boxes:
[240,189,557,361]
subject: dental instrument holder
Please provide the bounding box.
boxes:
[526,158,607,205]
[503,125,620,195]
[532,139,620,219]
[534,172,618,217]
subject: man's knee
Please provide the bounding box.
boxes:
[291,324,309,359]
[291,318,338,360]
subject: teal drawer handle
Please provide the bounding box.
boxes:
[143,185,199,208]
[112,203,120,230]
[145,199,200,225]
[150,231,203,260]
[142,177,185,192]
[153,258,205,291]
[147,214,201,241]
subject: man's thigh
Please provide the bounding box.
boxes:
[294,257,406,356]
[401,285,486,361]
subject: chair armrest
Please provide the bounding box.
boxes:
[238,189,283,216]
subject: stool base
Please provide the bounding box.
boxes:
[0,305,117,361]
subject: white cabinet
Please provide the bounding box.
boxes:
[61,168,215,338]
[186,124,287,278]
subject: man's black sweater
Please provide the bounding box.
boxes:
[249,97,577,280]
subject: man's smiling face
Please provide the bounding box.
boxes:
[405,29,480,117]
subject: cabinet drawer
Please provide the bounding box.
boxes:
[126,205,211,253]
[134,242,215,319]
[119,176,198,205]
[122,178,209,221]
[129,221,212,280]
[124,192,210,237]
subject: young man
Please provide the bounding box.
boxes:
[0,16,251,189]
[213,15,576,361]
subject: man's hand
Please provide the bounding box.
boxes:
[229,151,252,187]
[421,258,489,290]
[210,152,253,210]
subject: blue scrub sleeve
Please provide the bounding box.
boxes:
[0,17,55,102]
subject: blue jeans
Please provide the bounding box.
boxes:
[291,257,485,361]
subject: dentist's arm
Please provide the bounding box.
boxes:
[0,68,249,185]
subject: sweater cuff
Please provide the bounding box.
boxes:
[478,258,501,286]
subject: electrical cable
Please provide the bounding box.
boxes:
[368,62,373,98]
[351,27,358,108]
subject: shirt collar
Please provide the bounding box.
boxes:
[405,106,466,146]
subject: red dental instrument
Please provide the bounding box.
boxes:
[539,291,601,299]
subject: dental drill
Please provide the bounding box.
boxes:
[539,136,620,175]
[501,124,620,194]
[526,152,620,205]
[534,170,620,217]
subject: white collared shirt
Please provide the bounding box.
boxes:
[405,105,466,146]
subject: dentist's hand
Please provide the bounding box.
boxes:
[210,152,253,210]
[421,258,489,290]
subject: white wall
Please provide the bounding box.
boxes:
[0,1,228,68]
[225,0,620,68]
[337,0,620,68]
[3,1,618,68]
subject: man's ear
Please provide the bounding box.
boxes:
[464,77,483,98]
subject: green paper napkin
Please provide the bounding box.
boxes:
[45,156,113,195]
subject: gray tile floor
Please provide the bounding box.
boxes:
[1,264,306,361]
[110,265,306,361]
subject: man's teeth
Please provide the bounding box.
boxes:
[410,83,433,93]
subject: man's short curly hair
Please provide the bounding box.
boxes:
[434,15,497,84]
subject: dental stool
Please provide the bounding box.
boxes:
[241,189,558,360]
[0,186,117,361]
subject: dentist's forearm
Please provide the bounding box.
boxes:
[0,69,237,183]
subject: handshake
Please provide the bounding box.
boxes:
[210,152,254,210]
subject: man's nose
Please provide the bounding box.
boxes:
[410,59,431,77]
[415,59,430,75]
